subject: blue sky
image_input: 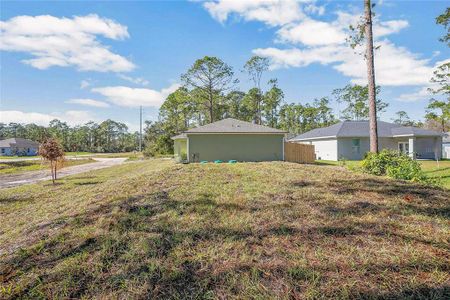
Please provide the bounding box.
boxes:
[0,0,448,132]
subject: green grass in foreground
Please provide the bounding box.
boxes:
[0,159,449,299]
[0,159,95,175]
[317,159,450,189]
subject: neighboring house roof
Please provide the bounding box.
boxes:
[0,138,40,148]
[291,120,442,141]
[171,118,286,139]
[171,133,187,140]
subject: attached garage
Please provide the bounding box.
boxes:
[172,118,286,162]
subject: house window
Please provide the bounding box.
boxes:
[352,139,360,154]
[398,142,409,154]
[1,148,4,154]
[27,148,30,153]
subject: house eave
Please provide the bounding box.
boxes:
[290,135,336,141]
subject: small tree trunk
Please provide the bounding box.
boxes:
[365,0,378,153]
[51,160,55,184]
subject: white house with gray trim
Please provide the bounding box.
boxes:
[290,121,442,161]
[0,138,40,156]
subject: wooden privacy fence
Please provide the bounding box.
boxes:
[284,142,315,163]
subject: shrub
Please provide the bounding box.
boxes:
[143,146,156,158]
[361,150,400,176]
[361,150,433,185]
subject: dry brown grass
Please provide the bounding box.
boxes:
[0,159,449,299]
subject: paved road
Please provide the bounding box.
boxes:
[0,158,127,189]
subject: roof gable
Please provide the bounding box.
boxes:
[291,121,441,140]
[0,138,40,148]
[183,118,286,134]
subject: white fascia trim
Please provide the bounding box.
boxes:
[392,134,415,137]
[289,135,336,141]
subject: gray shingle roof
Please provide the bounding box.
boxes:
[171,133,187,140]
[0,138,40,148]
[182,118,286,134]
[290,121,442,141]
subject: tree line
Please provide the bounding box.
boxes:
[1,54,446,155]
[1,53,446,154]
[0,119,139,153]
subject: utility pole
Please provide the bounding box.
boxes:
[139,105,142,152]
[365,0,379,153]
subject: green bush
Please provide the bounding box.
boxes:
[143,146,157,158]
[362,150,434,184]
[361,150,401,176]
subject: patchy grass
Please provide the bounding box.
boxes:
[317,159,450,189]
[0,159,95,175]
[0,152,93,160]
[91,152,144,159]
[0,160,449,299]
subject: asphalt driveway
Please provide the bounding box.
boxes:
[0,158,127,189]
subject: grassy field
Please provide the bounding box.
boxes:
[317,159,450,189]
[0,152,95,160]
[0,159,95,175]
[0,159,449,299]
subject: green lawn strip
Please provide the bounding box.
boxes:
[0,159,448,299]
[0,159,95,175]
[316,159,450,189]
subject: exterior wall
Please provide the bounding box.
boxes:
[415,137,442,159]
[299,136,443,161]
[0,147,37,156]
[379,137,400,151]
[303,139,338,161]
[187,134,284,162]
[173,139,187,162]
[337,138,369,160]
[443,143,450,159]
[0,147,12,156]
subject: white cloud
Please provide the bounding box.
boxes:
[276,11,408,47]
[276,18,347,46]
[203,0,312,26]
[80,80,91,89]
[0,110,96,126]
[397,86,432,102]
[254,40,435,86]
[0,14,135,72]
[201,1,433,90]
[91,83,180,107]
[117,74,149,86]
[66,98,110,108]
[374,19,409,37]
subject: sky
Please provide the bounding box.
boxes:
[0,0,448,132]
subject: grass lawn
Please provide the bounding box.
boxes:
[0,160,448,299]
[0,152,94,160]
[0,159,95,175]
[317,159,450,189]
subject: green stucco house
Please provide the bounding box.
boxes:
[171,118,287,162]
